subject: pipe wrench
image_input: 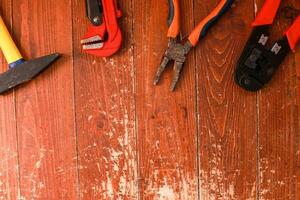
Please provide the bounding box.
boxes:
[81,0,122,57]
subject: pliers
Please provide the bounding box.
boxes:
[235,0,300,91]
[154,0,234,91]
[81,0,122,57]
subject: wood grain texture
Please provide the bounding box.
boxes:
[72,0,137,199]
[0,1,19,199]
[297,41,300,200]
[133,0,198,199]
[194,0,257,199]
[0,0,300,199]
[294,28,300,199]
[12,0,78,199]
[256,1,300,199]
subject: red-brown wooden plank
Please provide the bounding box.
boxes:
[12,0,78,199]
[0,1,19,199]
[194,0,258,199]
[133,0,198,199]
[297,40,300,200]
[72,0,137,199]
[290,4,300,199]
[256,1,300,199]
[296,58,300,199]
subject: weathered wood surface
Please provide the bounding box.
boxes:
[255,1,300,200]
[10,0,78,199]
[194,0,258,199]
[0,0,299,199]
[73,0,137,199]
[133,0,198,199]
[0,1,19,199]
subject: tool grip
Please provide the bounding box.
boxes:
[187,0,234,46]
[167,0,180,38]
[252,0,281,26]
[285,15,300,51]
[0,16,24,68]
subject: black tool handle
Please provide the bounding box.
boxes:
[86,0,103,26]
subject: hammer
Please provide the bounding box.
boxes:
[0,15,60,94]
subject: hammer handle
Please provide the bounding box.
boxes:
[0,16,24,68]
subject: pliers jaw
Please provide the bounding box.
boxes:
[153,38,192,91]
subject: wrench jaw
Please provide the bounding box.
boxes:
[81,25,105,53]
[81,25,122,57]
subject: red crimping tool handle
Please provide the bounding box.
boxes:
[252,0,300,50]
[252,0,281,26]
[81,0,122,57]
[286,15,300,51]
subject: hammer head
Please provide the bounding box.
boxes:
[0,53,60,94]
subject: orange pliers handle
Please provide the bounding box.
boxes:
[166,0,234,46]
[167,0,180,38]
[188,0,234,46]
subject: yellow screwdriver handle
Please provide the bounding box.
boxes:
[0,15,23,67]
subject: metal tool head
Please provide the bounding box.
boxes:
[81,25,106,51]
[235,26,291,91]
[81,24,122,57]
[0,53,60,94]
[154,38,192,91]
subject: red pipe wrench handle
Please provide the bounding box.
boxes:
[252,0,281,26]
[286,15,300,51]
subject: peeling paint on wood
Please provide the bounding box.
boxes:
[133,0,198,199]
[11,0,78,199]
[73,0,137,199]
[195,0,258,199]
[256,1,300,199]
[0,0,299,199]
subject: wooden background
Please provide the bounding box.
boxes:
[0,0,299,199]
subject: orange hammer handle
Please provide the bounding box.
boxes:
[167,0,180,38]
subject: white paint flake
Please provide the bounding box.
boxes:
[157,184,175,200]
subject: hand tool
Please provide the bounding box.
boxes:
[81,0,122,57]
[0,15,60,95]
[153,0,234,91]
[235,0,300,91]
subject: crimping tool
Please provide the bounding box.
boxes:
[81,0,122,57]
[153,0,234,91]
[0,15,60,94]
[235,0,300,91]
